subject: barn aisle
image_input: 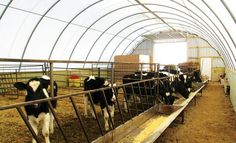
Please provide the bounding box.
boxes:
[155,82,236,143]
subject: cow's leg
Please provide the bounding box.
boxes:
[28,116,39,143]
[89,102,96,119]
[84,95,89,117]
[102,108,109,131]
[42,113,51,143]
[135,96,141,103]
[85,95,95,118]
[123,98,128,113]
[49,112,54,134]
[109,105,115,124]
[102,105,115,131]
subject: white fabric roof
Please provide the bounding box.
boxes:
[0,0,236,69]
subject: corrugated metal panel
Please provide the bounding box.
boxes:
[187,48,198,58]
[212,58,225,67]
[187,38,208,47]
[132,40,153,56]
[199,47,219,57]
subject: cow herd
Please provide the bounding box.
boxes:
[13,69,203,143]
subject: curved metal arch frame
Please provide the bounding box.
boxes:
[48,0,103,60]
[185,0,233,67]
[92,25,159,68]
[129,28,226,67]
[0,1,234,69]
[84,5,228,66]
[129,39,149,54]
[74,2,233,68]
[83,12,154,63]
[90,6,232,67]
[105,12,230,66]
[93,8,225,64]
[160,1,230,64]
[19,0,61,71]
[201,0,236,68]
[0,0,13,21]
[66,3,144,68]
[220,0,236,24]
[95,17,161,64]
[121,23,228,67]
[173,0,236,68]
[137,1,233,68]
[118,23,230,65]
[106,23,160,62]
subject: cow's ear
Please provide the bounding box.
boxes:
[14,82,27,90]
[40,78,50,89]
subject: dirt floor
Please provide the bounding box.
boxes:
[0,87,151,143]
[155,82,236,143]
[1,82,236,143]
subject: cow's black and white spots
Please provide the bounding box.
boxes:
[83,76,116,131]
[179,74,193,92]
[159,73,178,105]
[192,70,202,82]
[14,75,57,143]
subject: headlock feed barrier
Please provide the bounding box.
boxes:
[0,58,206,142]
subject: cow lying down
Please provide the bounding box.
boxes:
[84,76,116,131]
[14,75,57,143]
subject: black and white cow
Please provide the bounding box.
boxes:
[192,70,202,82]
[179,74,193,92]
[171,76,190,99]
[122,72,159,111]
[159,71,190,99]
[14,75,57,143]
[159,73,178,105]
[84,76,116,131]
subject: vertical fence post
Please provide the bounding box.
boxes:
[98,67,100,77]
[111,63,114,84]
[140,63,143,80]
[50,62,54,97]
[15,69,19,98]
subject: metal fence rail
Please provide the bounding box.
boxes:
[0,58,189,142]
[0,76,165,142]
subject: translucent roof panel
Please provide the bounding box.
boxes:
[0,0,236,70]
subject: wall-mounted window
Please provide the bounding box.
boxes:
[153,40,187,64]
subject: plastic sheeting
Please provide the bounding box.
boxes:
[0,0,235,69]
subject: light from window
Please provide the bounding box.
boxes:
[154,41,187,64]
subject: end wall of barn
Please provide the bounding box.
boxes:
[226,68,236,112]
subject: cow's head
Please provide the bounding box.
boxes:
[103,82,117,103]
[14,75,57,98]
[186,76,193,92]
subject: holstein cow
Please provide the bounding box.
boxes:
[84,76,116,131]
[159,71,190,99]
[14,75,57,143]
[179,74,193,92]
[192,70,202,82]
[122,72,159,112]
[159,73,179,105]
[171,76,190,99]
